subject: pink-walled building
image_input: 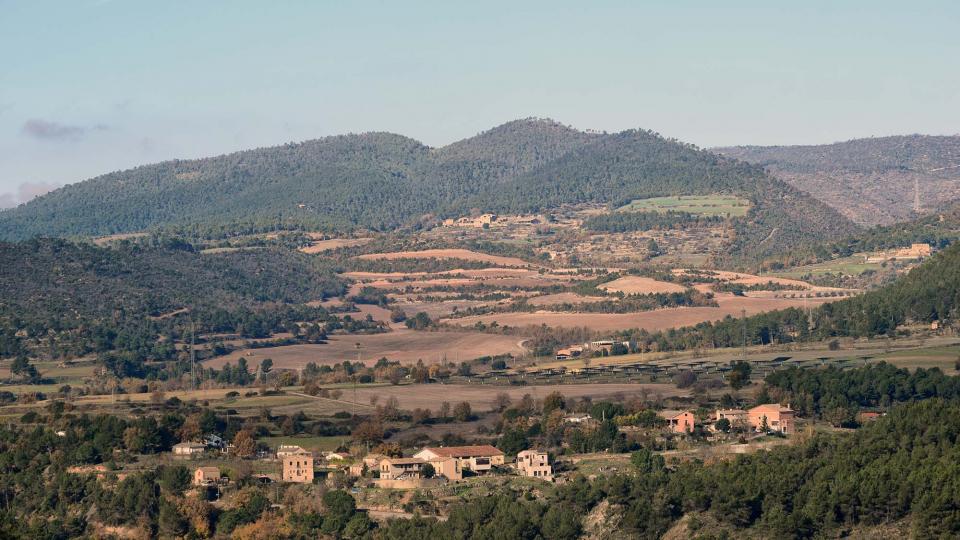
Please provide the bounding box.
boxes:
[748,404,795,434]
[658,410,696,433]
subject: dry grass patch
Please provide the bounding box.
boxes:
[600,276,687,295]
[299,237,372,254]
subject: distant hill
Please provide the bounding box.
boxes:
[0,118,856,259]
[715,135,960,226]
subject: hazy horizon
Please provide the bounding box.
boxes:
[2,0,958,207]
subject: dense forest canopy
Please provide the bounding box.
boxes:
[0,238,344,323]
[0,238,348,361]
[0,119,856,260]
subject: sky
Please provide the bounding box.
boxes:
[1,0,958,207]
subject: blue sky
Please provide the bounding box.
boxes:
[1,0,958,206]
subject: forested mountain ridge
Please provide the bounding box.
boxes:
[0,118,857,259]
[715,134,960,226]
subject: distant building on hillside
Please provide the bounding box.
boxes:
[276,445,307,458]
[748,404,795,434]
[172,442,206,457]
[564,413,595,424]
[714,409,749,430]
[555,346,583,360]
[378,457,426,480]
[282,450,315,483]
[516,450,553,480]
[376,455,462,481]
[414,445,504,474]
[658,410,696,433]
[193,467,221,486]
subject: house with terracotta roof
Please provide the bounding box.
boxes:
[414,445,505,474]
[657,410,695,433]
[748,404,795,434]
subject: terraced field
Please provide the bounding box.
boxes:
[618,195,751,217]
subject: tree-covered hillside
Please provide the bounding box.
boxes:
[0,238,347,360]
[0,119,856,260]
[716,135,960,226]
[760,200,960,271]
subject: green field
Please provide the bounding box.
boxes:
[618,195,751,217]
[772,256,884,278]
[259,435,349,452]
[873,344,960,372]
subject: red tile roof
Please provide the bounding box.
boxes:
[421,445,504,458]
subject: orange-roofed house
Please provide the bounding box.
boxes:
[748,404,795,434]
[413,445,504,474]
[657,410,696,434]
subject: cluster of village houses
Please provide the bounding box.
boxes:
[654,403,795,435]
[180,442,552,489]
[564,403,796,436]
[177,403,796,490]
